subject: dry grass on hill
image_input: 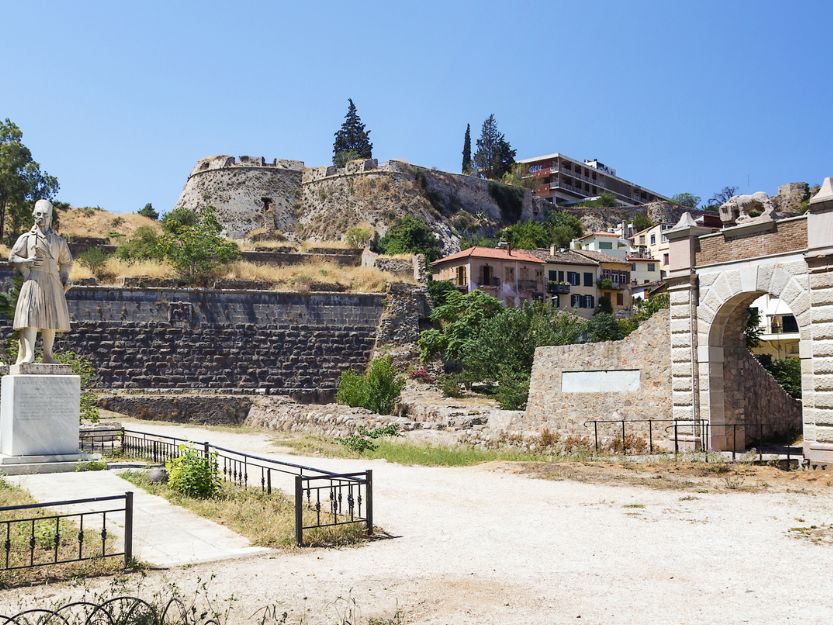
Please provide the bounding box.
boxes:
[57,206,162,240]
[70,257,403,293]
[223,260,403,291]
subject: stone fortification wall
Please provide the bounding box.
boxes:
[0,287,386,400]
[525,313,673,445]
[176,155,304,239]
[565,200,688,233]
[300,160,548,253]
[695,216,807,267]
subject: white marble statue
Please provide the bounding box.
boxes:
[9,199,73,364]
[718,191,776,226]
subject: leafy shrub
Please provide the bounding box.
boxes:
[336,356,405,415]
[757,355,802,398]
[439,373,465,398]
[76,247,110,278]
[495,369,530,410]
[408,367,435,383]
[115,226,163,262]
[156,207,240,285]
[345,225,373,248]
[166,445,220,498]
[338,424,401,453]
[427,279,456,307]
[377,216,442,261]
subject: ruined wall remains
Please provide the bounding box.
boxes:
[175,155,304,239]
[525,313,672,445]
[0,287,386,401]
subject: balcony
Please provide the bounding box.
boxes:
[547,282,570,294]
[478,277,501,288]
[518,279,541,292]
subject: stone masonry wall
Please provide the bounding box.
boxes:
[1,287,385,401]
[695,217,807,267]
[525,313,672,444]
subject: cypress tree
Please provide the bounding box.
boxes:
[461,123,472,174]
[333,98,373,166]
[473,114,516,180]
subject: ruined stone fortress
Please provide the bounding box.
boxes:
[175,155,548,250]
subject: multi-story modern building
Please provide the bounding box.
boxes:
[431,246,545,307]
[749,293,800,359]
[627,255,662,285]
[518,153,668,206]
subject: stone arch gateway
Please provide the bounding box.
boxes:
[667,178,833,464]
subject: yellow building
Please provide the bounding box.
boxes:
[573,250,632,315]
[629,223,673,278]
[530,247,601,318]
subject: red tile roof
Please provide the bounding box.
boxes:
[432,246,545,265]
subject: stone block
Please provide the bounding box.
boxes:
[697,345,724,363]
[671,333,691,348]
[812,357,833,374]
[779,279,804,310]
[672,377,692,392]
[0,374,81,456]
[810,271,833,290]
[813,340,833,358]
[756,264,774,291]
[812,305,833,323]
[670,290,690,305]
[672,391,693,406]
[670,318,692,334]
[812,288,833,306]
[671,304,691,319]
[671,363,692,378]
[813,392,833,409]
[696,304,716,325]
[739,266,757,292]
[768,268,790,297]
[788,292,812,319]
[671,347,692,363]
[698,272,719,288]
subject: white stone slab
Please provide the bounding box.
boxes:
[561,370,640,393]
[0,374,80,456]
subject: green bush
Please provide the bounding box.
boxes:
[345,225,373,248]
[376,216,442,261]
[495,369,530,410]
[115,226,163,262]
[439,373,465,398]
[487,182,524,223]
[76,248,110,278]
[166,445,220,499]
[339,424,401,453]
[336,356,405,415]
[427,279,457,307]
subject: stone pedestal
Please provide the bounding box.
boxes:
[0,364,97,474]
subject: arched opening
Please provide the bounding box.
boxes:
[704,290,805,451]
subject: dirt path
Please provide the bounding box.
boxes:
[2,420,833,624]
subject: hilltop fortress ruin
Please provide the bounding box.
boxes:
[175,155,551,251]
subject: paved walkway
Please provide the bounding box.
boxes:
[8,471,270,567]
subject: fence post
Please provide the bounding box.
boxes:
[674,422,679,457]
[759,422,764,463]
[120,428,126,454]
[203,441,210,459]
[294,476,304,546]
[593,422,599,453]
[124,491,133,567]
[365,470,373,536]
[648,421,653,454]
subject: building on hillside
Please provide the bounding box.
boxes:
[529,247,601,318]
[570,231,630,259]
[631,281,664,302]
[573,250,632,315]
[629,223,673,277]
[749,294,800,359]
[517,152,667,207]
[628,255,662,285]
[431,245,545,307]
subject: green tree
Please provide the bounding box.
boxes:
[501,163,538,191]
[161,205,199,234]
[333,98,373,166]
[333,149,361,168]
[377,216,442,261]
[745,306,763,348]
[671,193,701,209]
[0,119,60,243]
[156,207,240,285]
[577,192,617,208]
[582,312,623,342]
[137,203,159,220]
[336,356,405,415]
[547,210,584,249]
[418,290,503,363]
[115,226,163,262]
[345,224,373,248]
[631,212,653,232]
[461,123,472,174]
[501,221,550,249]
[707,185,739,207]
[427,279,457,307]
[473,114,516,180]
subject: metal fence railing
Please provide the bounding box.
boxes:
[583,418,799,464]
[81,427,372,546]
[0,492,133,572]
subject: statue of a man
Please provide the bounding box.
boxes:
[9,199,73,364]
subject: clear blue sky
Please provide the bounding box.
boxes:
[2,0,831,214]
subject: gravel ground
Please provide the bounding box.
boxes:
[2,421,832,625]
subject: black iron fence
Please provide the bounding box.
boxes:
[84,428,372,546]
[583,418,798,463]
[0,492,133,572]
